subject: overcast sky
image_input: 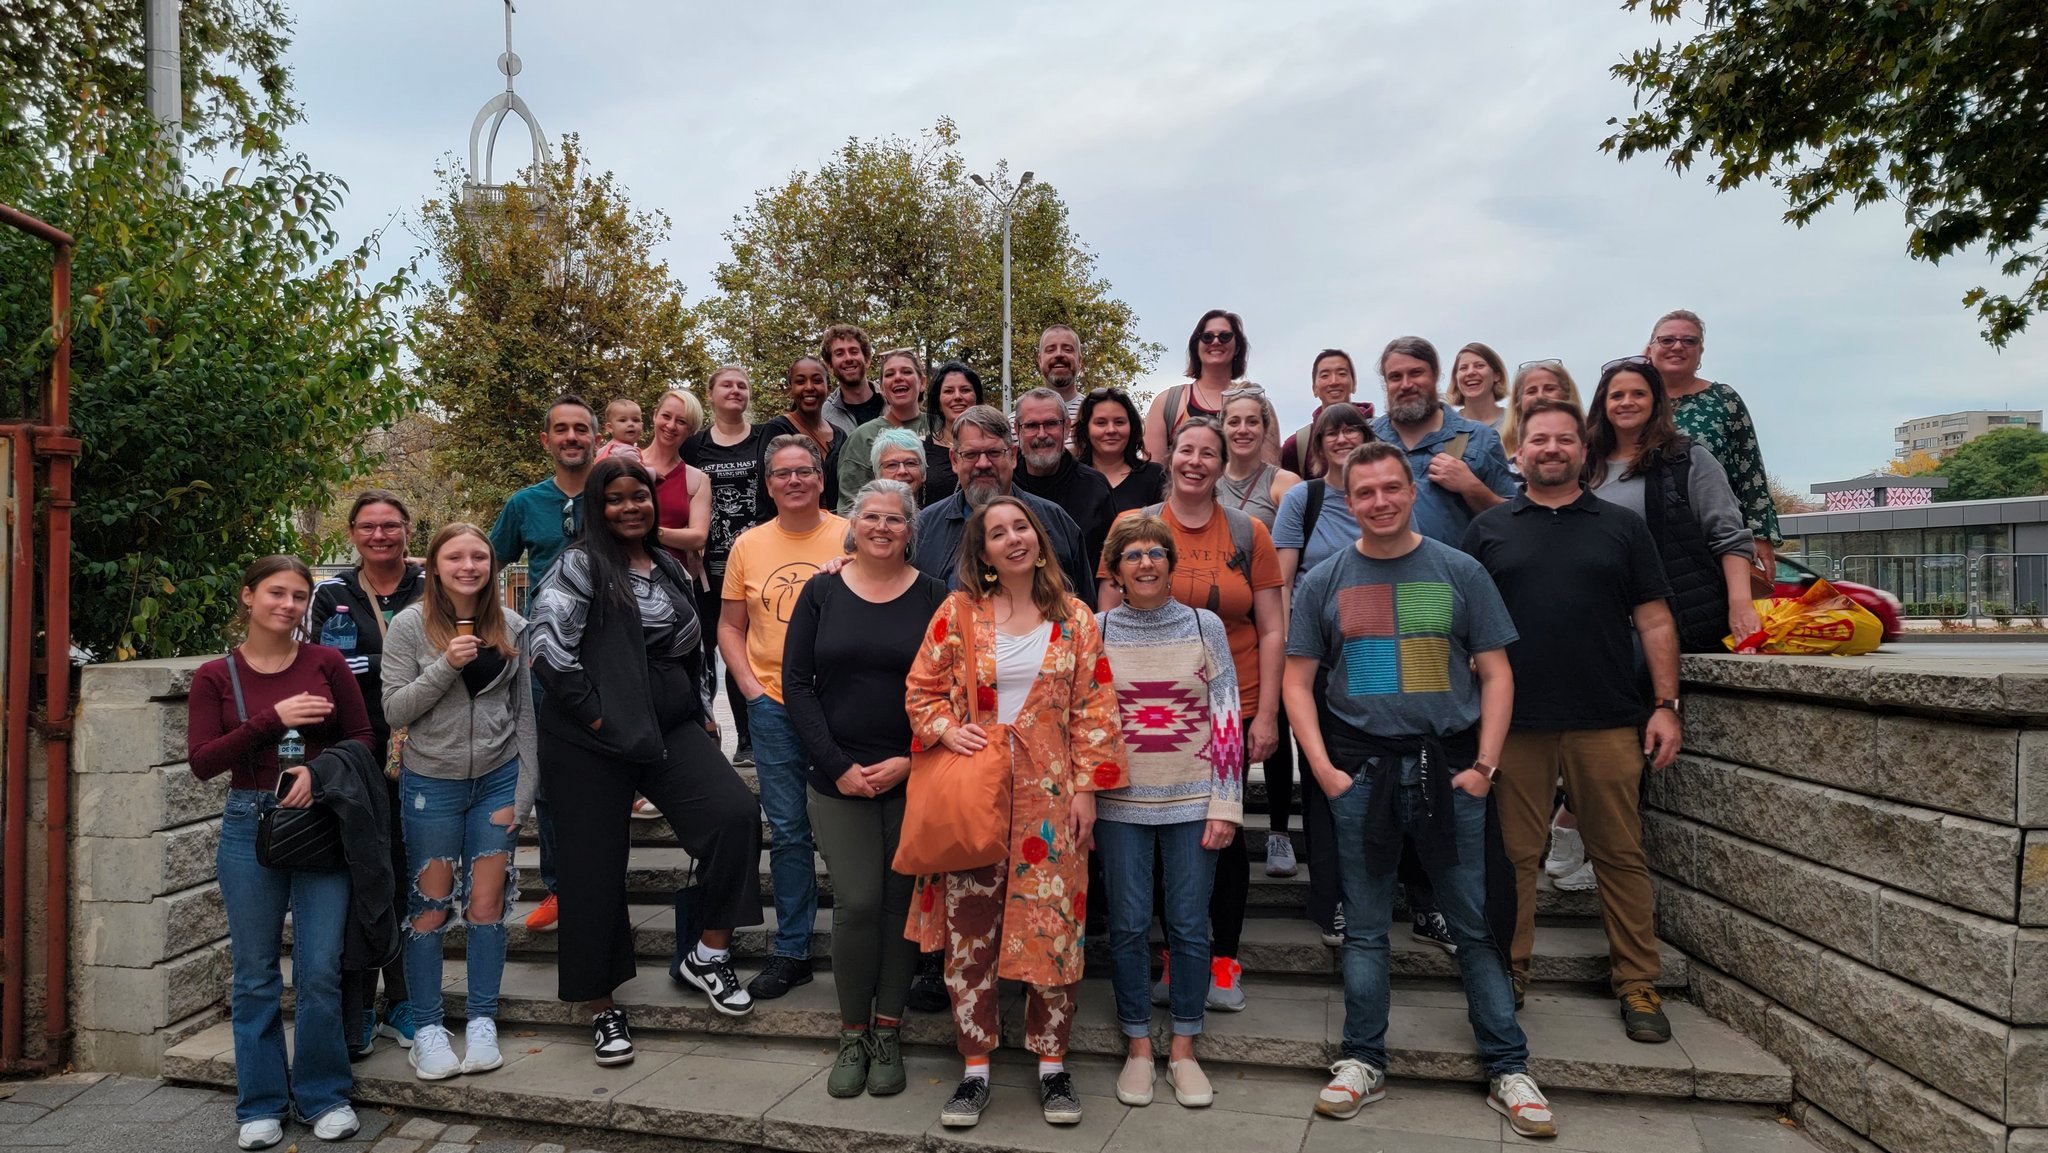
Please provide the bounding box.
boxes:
[279,0,2045,491]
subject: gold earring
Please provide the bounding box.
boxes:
[1035,555,1047,569]
[982,568,999,585]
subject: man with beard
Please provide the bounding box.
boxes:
[488,393,596,933]
[820,324,883,436]
[1460,399,1679,1044]
[912,404,1094,604]
[1368,336,1516,545]
[1011,387,1113,573]
[1038,325,1085,438]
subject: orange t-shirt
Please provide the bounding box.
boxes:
[722,513,849,703]
[1102,504,1283,715]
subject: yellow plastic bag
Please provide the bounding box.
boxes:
[1728,578,1883,656]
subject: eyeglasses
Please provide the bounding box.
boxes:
[1517,359,1565,373]
[768,466,821,482]
[1601,355,1652,375]
[956,448,1007,464]
[856,512,910,530]
[1652,335,1701,349]
[1198,331,1236,346]
[878,458,922,474]
[1118,546,1169,564]
[352,521,407,536]
[1019,419,1066,435]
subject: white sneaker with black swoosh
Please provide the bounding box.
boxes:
[675,949,755,1016]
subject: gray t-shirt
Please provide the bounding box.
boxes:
[1286,535,1517,738]
[1594,444,1756,562]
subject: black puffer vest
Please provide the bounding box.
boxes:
[1638,442,1728,652]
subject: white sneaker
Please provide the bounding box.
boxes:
[1488,1072,1557,1138]
[462,1016,503,1073]
[236,1119,283,1150]
[1264,832,1298,877]
[1315,1058,1386,1119]
[1554,858,1598,892]
[1544,826,1585,877]
[408,1023,462,1080]
[311,1104,359,1142]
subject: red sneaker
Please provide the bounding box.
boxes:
[524,893,559,932]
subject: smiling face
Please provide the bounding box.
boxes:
[542,401,595,470]
[1452,351,1497,404]
[1518,368,1568,410]
[1345,456,1416,543]
[241,570,312,640]
[1113,534,1175,610]
[1319,422,1367,473]
[1016,395,1068,473]
[432,531,494,602]
[879,354,924,415]
[1198,316,1237,372]
[827,337,869,387]
[709,370,750,419]
[1222,396,1268,464]
[851,491,912,561]
[1603,371,1656,438]
[1312,354,1355,407]
[1517,410,1585,489]
[934,372,978,421]
[787,360,829,415]
[1647,317,1704,379]
[1087,402,1131,463]
[1169,425,1225,501]
[953,423,1014,505]
[652,394,694,447]
[1038,328,1082,391]
[876,444,924,489]
[349,501,409,568]
[601,474,656,542]
[1382,353,1439,425]
[979,502,1041,580]
[766,445,822,515]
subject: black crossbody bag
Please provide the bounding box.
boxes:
[225,653,347,871]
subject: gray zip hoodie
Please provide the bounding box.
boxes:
[380,604,539,822]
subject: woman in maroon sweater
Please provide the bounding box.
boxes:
[187,556,371,1150]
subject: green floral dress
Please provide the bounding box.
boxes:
[1672,381,1781,546]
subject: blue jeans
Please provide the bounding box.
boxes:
[1328,757,1527,1076]
[400,759,520,1028]
[1096,818,1216,1037]
[216,789,353,1124]
[746,695,816,959]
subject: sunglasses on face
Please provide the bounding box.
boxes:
[1198,331,1236,346]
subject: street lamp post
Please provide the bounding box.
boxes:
[970,170,1033,414]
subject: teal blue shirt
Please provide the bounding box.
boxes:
[1370,404,1518,546]
[490,478,582,612]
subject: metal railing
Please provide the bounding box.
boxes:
[1807,553,2046,620]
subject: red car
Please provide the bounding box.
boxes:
[1772,557,1904,643]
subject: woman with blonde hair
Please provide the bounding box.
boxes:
[1448,343,1509,430]
[1501,360,1583,460]
[905,495,1126,1131]
[380,524,538,1081]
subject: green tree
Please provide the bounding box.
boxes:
[1933,427,2048,501]
[698,118,1162,414]
[1,6,412,660]
[410,134,715,521]
[1604,1,2048,346]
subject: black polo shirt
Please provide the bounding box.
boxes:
[1460,487,1671,732]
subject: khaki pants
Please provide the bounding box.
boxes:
[1495,727,1660,995]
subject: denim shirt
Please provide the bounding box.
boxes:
[1370,404,1518,545]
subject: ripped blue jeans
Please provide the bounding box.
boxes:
[400,758,520,1029]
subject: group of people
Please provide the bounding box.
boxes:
[186,307,1779,1148]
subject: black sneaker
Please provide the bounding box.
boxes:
[1411,910,1457,955]
[940,1076,991,1128]
[906,951,948,1013]
[1039,1071,1083,1125]
[1620,988,1672,1043]
[746,955,814,1001]
[674,949,755,1016]
[733,743,755,768]
[592,1008,634,1066]
[1320,908,1346,948]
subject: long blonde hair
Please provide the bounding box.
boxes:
[1502,362,1583,456]
[421,523,517,657]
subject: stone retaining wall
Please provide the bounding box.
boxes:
[69,657,226,1072]
[1657,652,2048,1153]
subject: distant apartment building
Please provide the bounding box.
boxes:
[1893,408,2042,459]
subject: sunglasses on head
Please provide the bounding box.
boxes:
[1198,331,1236,346]
[1601,355,1651,375]
[1517,358,1564,373]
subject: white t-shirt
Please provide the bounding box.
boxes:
[993,620,1054,726]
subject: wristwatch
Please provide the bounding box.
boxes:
[1472,761,1500,783]
[1654,698,1681,714]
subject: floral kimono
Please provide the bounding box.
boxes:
[902,591,1127,987]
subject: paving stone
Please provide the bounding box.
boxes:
[1315,1077,1502,1141]
[396,1118,448,1140]
[527,1144,566,1153]
[469,1143,531,1153]
[70,1075,163,1107]
[1499,1092,1706,1151]
[1102,1100,1308,1153]
[424,1142,474,1153]
[756,1054,949,1152]
[1692,1112,1827,1152]
[371,1139,423,1153]
[1304,1124,1502,1153]
[0,1106,45,1127]
[0,1079,97,1110]
[609,1050,816,1146]
[922,1082,1124,1153]
[440,1126,480,1143]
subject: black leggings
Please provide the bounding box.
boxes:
[695,584,750,748]
[541,721,762,1003]
[1265,712,1297,833]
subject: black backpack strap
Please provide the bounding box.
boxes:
[224,652,248,725]
[1302,479,1327,546]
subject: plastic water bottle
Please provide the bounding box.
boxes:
[278,727,306,770]
[321,603,358,654]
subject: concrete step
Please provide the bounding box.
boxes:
[213,960,1787,1106]
[508,844,1606,920]
[462,901,1685,988]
